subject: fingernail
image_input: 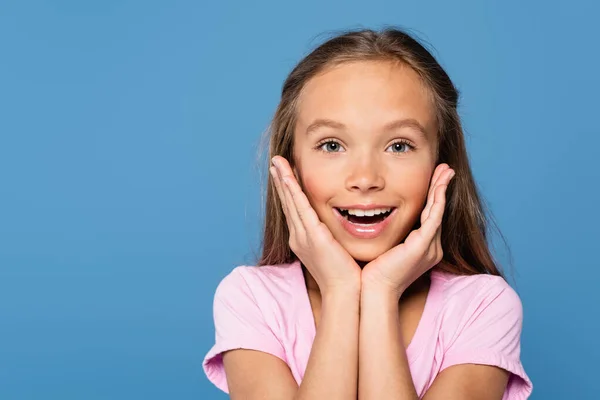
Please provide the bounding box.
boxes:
[271,157,278,167]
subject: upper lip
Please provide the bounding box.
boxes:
[335,204,396,210]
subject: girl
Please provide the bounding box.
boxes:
[203,27,533,399]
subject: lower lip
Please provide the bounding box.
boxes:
[333,207,397,239]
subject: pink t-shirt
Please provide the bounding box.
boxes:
[203,259,533,399]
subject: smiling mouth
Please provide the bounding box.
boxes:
[335,207,395,225]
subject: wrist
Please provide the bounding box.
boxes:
[319,272,362,299]
[361,280,404,303]
[321,282,361,302]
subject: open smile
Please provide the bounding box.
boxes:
[333,206,397,239]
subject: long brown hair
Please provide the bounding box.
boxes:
[255,27,513,280]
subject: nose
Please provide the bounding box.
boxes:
[344,153,385,193]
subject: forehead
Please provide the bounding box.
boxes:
[296,60,437,139]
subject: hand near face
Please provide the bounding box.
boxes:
[361,164,455,298]
[270,156,362,295]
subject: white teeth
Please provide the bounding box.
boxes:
[339,207,392,216]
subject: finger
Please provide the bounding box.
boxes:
[273,156,296,183]
[433,216,445,267]
[281,174,306,236]
[270,165,295,236]
[273,157,306,235]
[270,165,289,218]
[422,165,448,222]
[420,183,449,241]
[434,219,442,246]
[282,172,321,230]
[422,227,443,270]
[428,164,449,198]
[423,168,454,222]
[431,163,449,188]
[433,217,442,257]
[273,156,314,229]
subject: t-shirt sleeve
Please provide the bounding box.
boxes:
[202,267,287,393]
[439,277,533,399]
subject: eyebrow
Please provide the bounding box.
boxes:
[305,118,430,139]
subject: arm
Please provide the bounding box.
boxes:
[423,280,529,399]
[223,285,360,400]
[422,364,509,400]
[358,282,510,400]
[222,156,362,399]
[358,164,454,399]
[358,283,418,400]
[357,165,515,399]
[295,286,360,400]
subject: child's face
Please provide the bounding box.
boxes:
[292,60,438,262]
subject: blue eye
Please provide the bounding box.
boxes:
[386,140,414,153]
[315,139,415,154]
[317,140,345,152]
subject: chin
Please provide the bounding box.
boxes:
[344,241,393,264]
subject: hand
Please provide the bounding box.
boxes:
[270,156,362,295]
[361,164,456,298]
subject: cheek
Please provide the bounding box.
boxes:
[394,167,432,208]
[295,149,341,203]
[299,170,329,205]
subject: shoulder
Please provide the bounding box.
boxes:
[430,268,525,347]
[212,260,304,317]
[204,261,302,393]
[429,269,533,396]
[432,268,522,313]
[206,260,304,362]
[215,260,303,298]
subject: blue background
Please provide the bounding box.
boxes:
[1,1,598,399]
